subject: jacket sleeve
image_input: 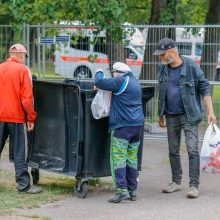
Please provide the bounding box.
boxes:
[94,71,124,93]
[20,68,37,123]
[196,65,211,97]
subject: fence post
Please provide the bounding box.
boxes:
[26,24,30,68]
[37,24,41,79]
[42,23,45,79]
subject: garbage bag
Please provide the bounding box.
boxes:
[200,123,220,173]
[91,89,111,119]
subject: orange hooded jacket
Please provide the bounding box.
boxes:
[0,57,37,123]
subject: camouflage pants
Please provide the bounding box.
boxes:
[110,126,142,193]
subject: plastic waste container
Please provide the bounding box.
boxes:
[28,79,154,198]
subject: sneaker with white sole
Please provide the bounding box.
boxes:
[108,192,130,203]
[19,186,43,194]
[187,186,199,198]
[162,182,181,193]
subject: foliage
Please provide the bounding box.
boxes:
[0,0,213,27]
[159,0,176,24]
[125,0,151,24]
[87,0,127,42]
[1,0,86,25]
[176,0,209,24]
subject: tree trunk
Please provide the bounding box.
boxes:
[106,29,126,72]
[140,0,176,80]
[30,28,37,68]
[200,0,220,80]
[140,0,177,118]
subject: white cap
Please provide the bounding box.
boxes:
[112,62,131,73]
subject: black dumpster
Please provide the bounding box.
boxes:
[28,80,154,198]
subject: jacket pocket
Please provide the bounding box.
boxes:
[184,81,195,95]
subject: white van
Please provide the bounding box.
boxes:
[175,28,204,63]
[53,28,144,79]
[175,28,220,79]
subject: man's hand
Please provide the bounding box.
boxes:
[203,96,217,124]
[27,122,34,131]
[208,112,217,124]
[158,116,166,128]
[93,85,98,90]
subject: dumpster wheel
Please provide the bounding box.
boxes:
[75,180,88,198]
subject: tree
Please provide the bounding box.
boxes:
[200,0,220,80]
[87,0,127,70]
[125,0,151,24]
[176,0,208,24]
[0,0,88,67]
[140,0,177,80]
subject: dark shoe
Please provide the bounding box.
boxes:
[129,191,137,201]
[108,192,130,203]
[19,186,43,194]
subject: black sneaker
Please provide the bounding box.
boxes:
[19,186,43,194]
[129,191,137,201]
[108,192,130,203]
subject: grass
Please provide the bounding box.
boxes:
[30,62,64,79]
[0,144,108,217]
[18,215,52,220]
[212,85,220,123]
[0,168,108,218]
[180,143,187,153]
[161,159,170,165]
[213,85,220,101]
[145,85,220,124]
[0,169,74,216]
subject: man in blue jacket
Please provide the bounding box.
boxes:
[94,62,144,203]
[154,38,216,198]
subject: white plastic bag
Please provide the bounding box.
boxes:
[91,89,111,119]
[200,123,220,173]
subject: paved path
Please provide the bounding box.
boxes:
[1,134,220,220]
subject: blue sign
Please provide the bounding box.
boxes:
[39,37,54,45]
[55,35,70,43]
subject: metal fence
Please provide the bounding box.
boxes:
[0,24,220,127]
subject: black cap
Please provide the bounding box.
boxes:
[153,38,176,55]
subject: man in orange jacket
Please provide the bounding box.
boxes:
[0,43,42,193]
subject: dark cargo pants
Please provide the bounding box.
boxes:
[165,114,200,188]
[0,122,30,192]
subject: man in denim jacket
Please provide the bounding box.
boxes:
[154,38,216,198]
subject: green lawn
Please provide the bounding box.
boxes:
[212,85,220,122]
[213,85,220,101]
[0,144,108,218]
[30,62,64,79]
[0,170,74,217]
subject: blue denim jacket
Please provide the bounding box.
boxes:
[158,56,211,125]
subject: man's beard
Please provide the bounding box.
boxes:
[162,57,174,65]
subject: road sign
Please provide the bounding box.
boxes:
[55,35,70,43]
[39,37,54,45]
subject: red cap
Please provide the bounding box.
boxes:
[10,43,28,57]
